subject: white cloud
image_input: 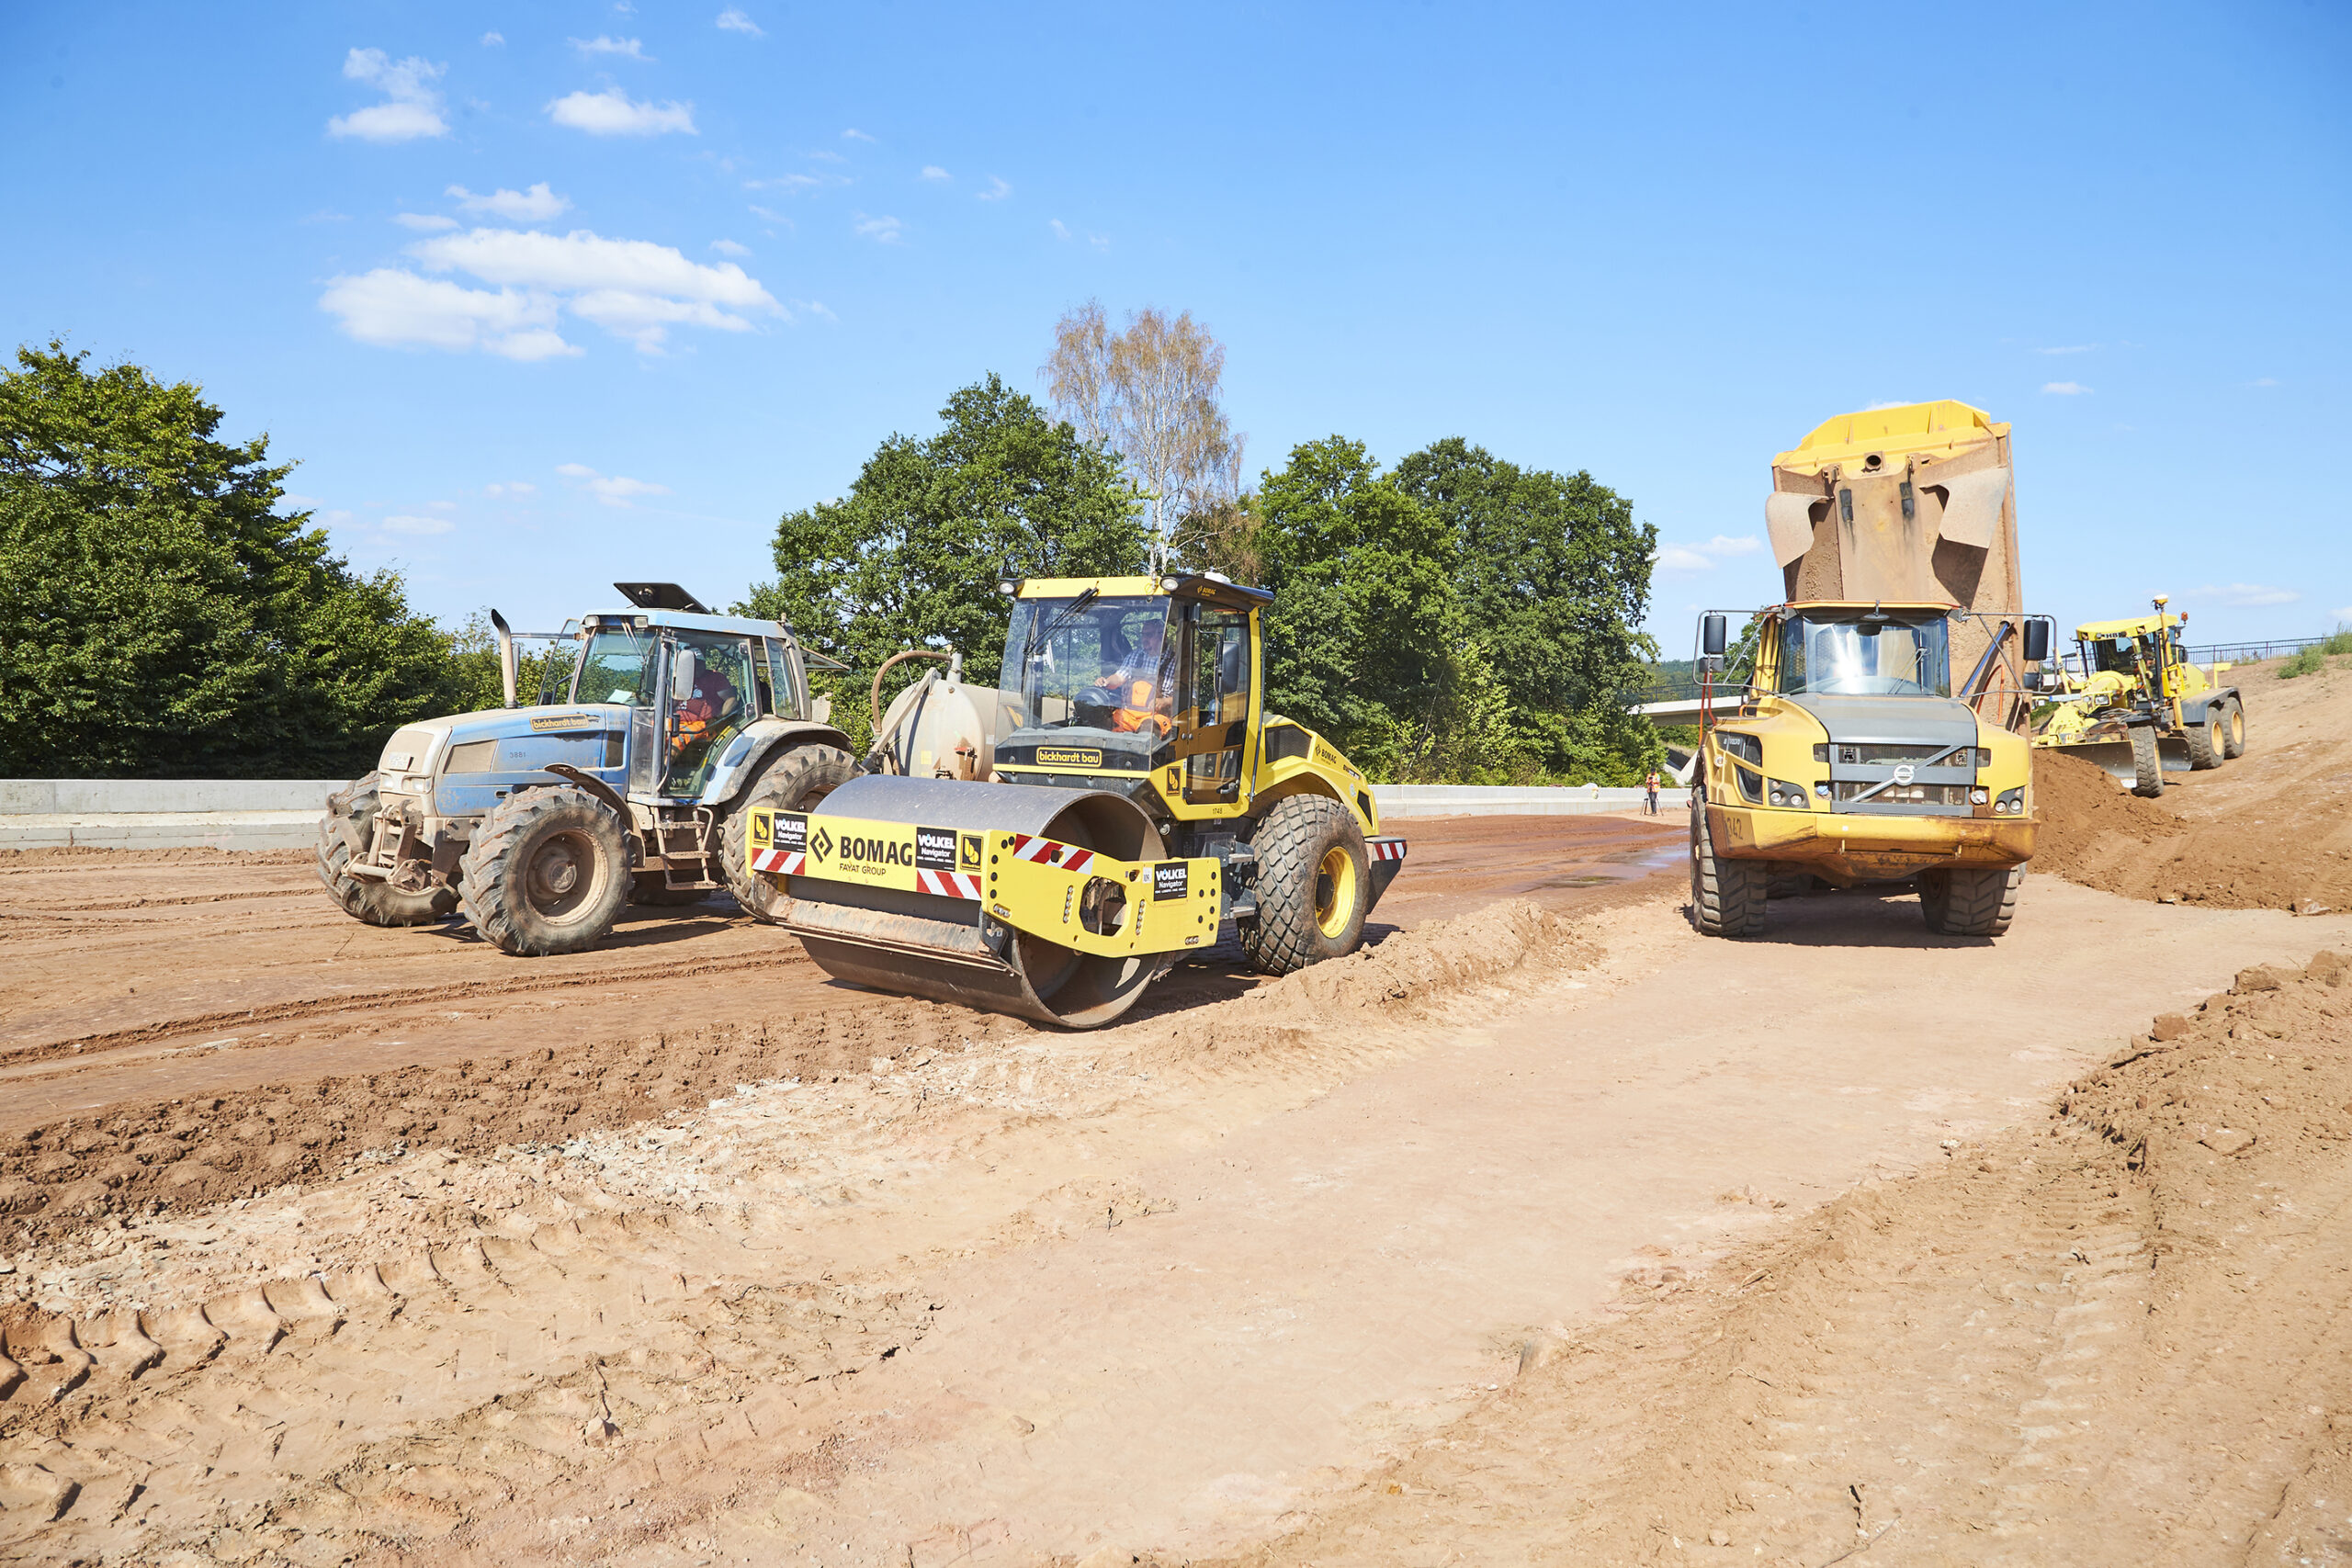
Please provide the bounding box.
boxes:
[1654,536,1761,574]
[426,499,458,512]
[790,298,837,321]
[2041,381,2092,395]
[747,174,823,192]
[920,165,950,181]
[394,212,458,231]
[1656,547,1714,573]
[399,226,783,350]
[2038,344,2098,355]
[1695,534,1761,557]
[977,175,1012,201]
[842,128,875,142]
[2194,582,2301,608]
[710,238,750,256]
[328,48,448,142]
[853,213,904,243]
[448,182,571,221]
[558,464,670,507]
[383,513,455,535]
[547,88,696,136]
[808,149,845,164]
[571,35,651,59]
[716,7,763,34]
[481,31,504,45]
[484,481,537,498]
[319,269,579,360]
[1049,219,1071,241]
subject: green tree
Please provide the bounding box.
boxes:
[0,341,460,777]
[737,374,1145,735]
[1392,438,1662,782]
[1252,437,1458,772]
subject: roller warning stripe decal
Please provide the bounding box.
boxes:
[915,867,984,899]
[751,847,806,875]
[1367,837,1408,863]
[1007,834,1096,873]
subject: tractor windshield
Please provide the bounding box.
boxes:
[1000,595,1181,735]
[1780,613,1951,698]
[571,627,657,706]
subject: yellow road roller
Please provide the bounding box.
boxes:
[729,573,1408,1027]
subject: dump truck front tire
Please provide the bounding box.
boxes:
[1920,865,2022,937]
[2187,710,2223,771]
[2222,696,2247,759]
[718,742,858,923]
[316,773,457,927]
[460,785,629,956]
[2130,727,2165,797]
[1690,800,1767,937]
[1241,793,1371,976]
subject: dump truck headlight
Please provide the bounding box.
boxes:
[1996,786,2027,815]
[1767,778,1808,807]
[1971,787,1990,806]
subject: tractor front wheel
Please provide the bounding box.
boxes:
[316,773,458,928]
[459,785,629,956]
[718,742,859,923]
[1240,794,1371,976]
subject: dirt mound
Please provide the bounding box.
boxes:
[1246,897,1603,1023]
[2034,744,2352,912]
[1210,949,2352,1566]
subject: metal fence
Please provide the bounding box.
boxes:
[2186,638,2330,664]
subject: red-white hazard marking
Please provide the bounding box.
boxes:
[915,868,985,899]
[1006,834,1096,873]
[752,848,806,875]
[1367,837,1408,863]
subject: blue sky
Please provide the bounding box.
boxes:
[3,2,2346,654]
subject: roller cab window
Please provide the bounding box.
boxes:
[1779,612,1951,698]
[1001,595,1181,736]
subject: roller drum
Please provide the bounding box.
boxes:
[776,774,1170,1029]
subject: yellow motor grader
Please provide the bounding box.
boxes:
[2032,596,2246,796]
[729,573,1408,1028]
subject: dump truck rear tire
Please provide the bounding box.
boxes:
[718,742,859,924]
[316,773,458,927]
[1689,800,1767,937]
[1240,793,1371,976]
[1920,865,2022,937]
[2187,710,2223,771]
[2130,727,2165,797]
[2222,696,2247,759]
[459,785,629,956]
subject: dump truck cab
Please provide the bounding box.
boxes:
[319,582,854,954]
[1691,598,2050,938]
[2032,596,2245,795]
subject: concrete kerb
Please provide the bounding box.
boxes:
[1372,784,1691,818]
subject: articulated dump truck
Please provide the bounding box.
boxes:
[1690,400,2054,939]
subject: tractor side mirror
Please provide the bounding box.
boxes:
[2021,618,2052,664]
[1701,614,1728,659]
[670,648,696,704]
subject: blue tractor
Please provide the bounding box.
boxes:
[318,583,856,955]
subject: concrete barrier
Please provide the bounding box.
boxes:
[0,780,346,852]
[1373,784,1690,818]
[0,777,1693,852]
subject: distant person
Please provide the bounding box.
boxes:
[1645,769,1661,816]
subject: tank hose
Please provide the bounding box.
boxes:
[869,648,956,735]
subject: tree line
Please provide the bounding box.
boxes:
[3,322,1663,784]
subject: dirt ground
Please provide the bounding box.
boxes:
[4,678,2349,1567]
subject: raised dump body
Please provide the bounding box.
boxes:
[1767,400,2022,709]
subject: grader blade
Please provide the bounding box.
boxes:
[748,774,1221,1030]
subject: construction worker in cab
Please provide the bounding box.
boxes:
[1096,612,1174,736]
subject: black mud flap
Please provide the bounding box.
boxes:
[1366,835,1408,913]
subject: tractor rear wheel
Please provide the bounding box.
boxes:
[1920,865,2023,937]
[1239,793,1371,976]
[2222,696,2247,759]
[2187,710,2223,770]
[1690,798,1768,937]
[718,742,859,923]
[459,785,629,956]
[316,773,458,927]
[2130,727,2165,797]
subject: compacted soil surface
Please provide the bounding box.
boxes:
[3,680,2349,1567]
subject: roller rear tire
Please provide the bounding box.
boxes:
[316,773,458,927]
[459,785,629,956]
[1920,864,2023,937]
[1690,799,1768,937]
[1240,794,1371,976]
[718,743,859,923]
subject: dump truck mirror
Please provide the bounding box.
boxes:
[1701,615,1728,658]
[2022,618,2052,664]
[671,648,696,703]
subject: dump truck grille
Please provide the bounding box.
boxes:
[1834,781,1973,806]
